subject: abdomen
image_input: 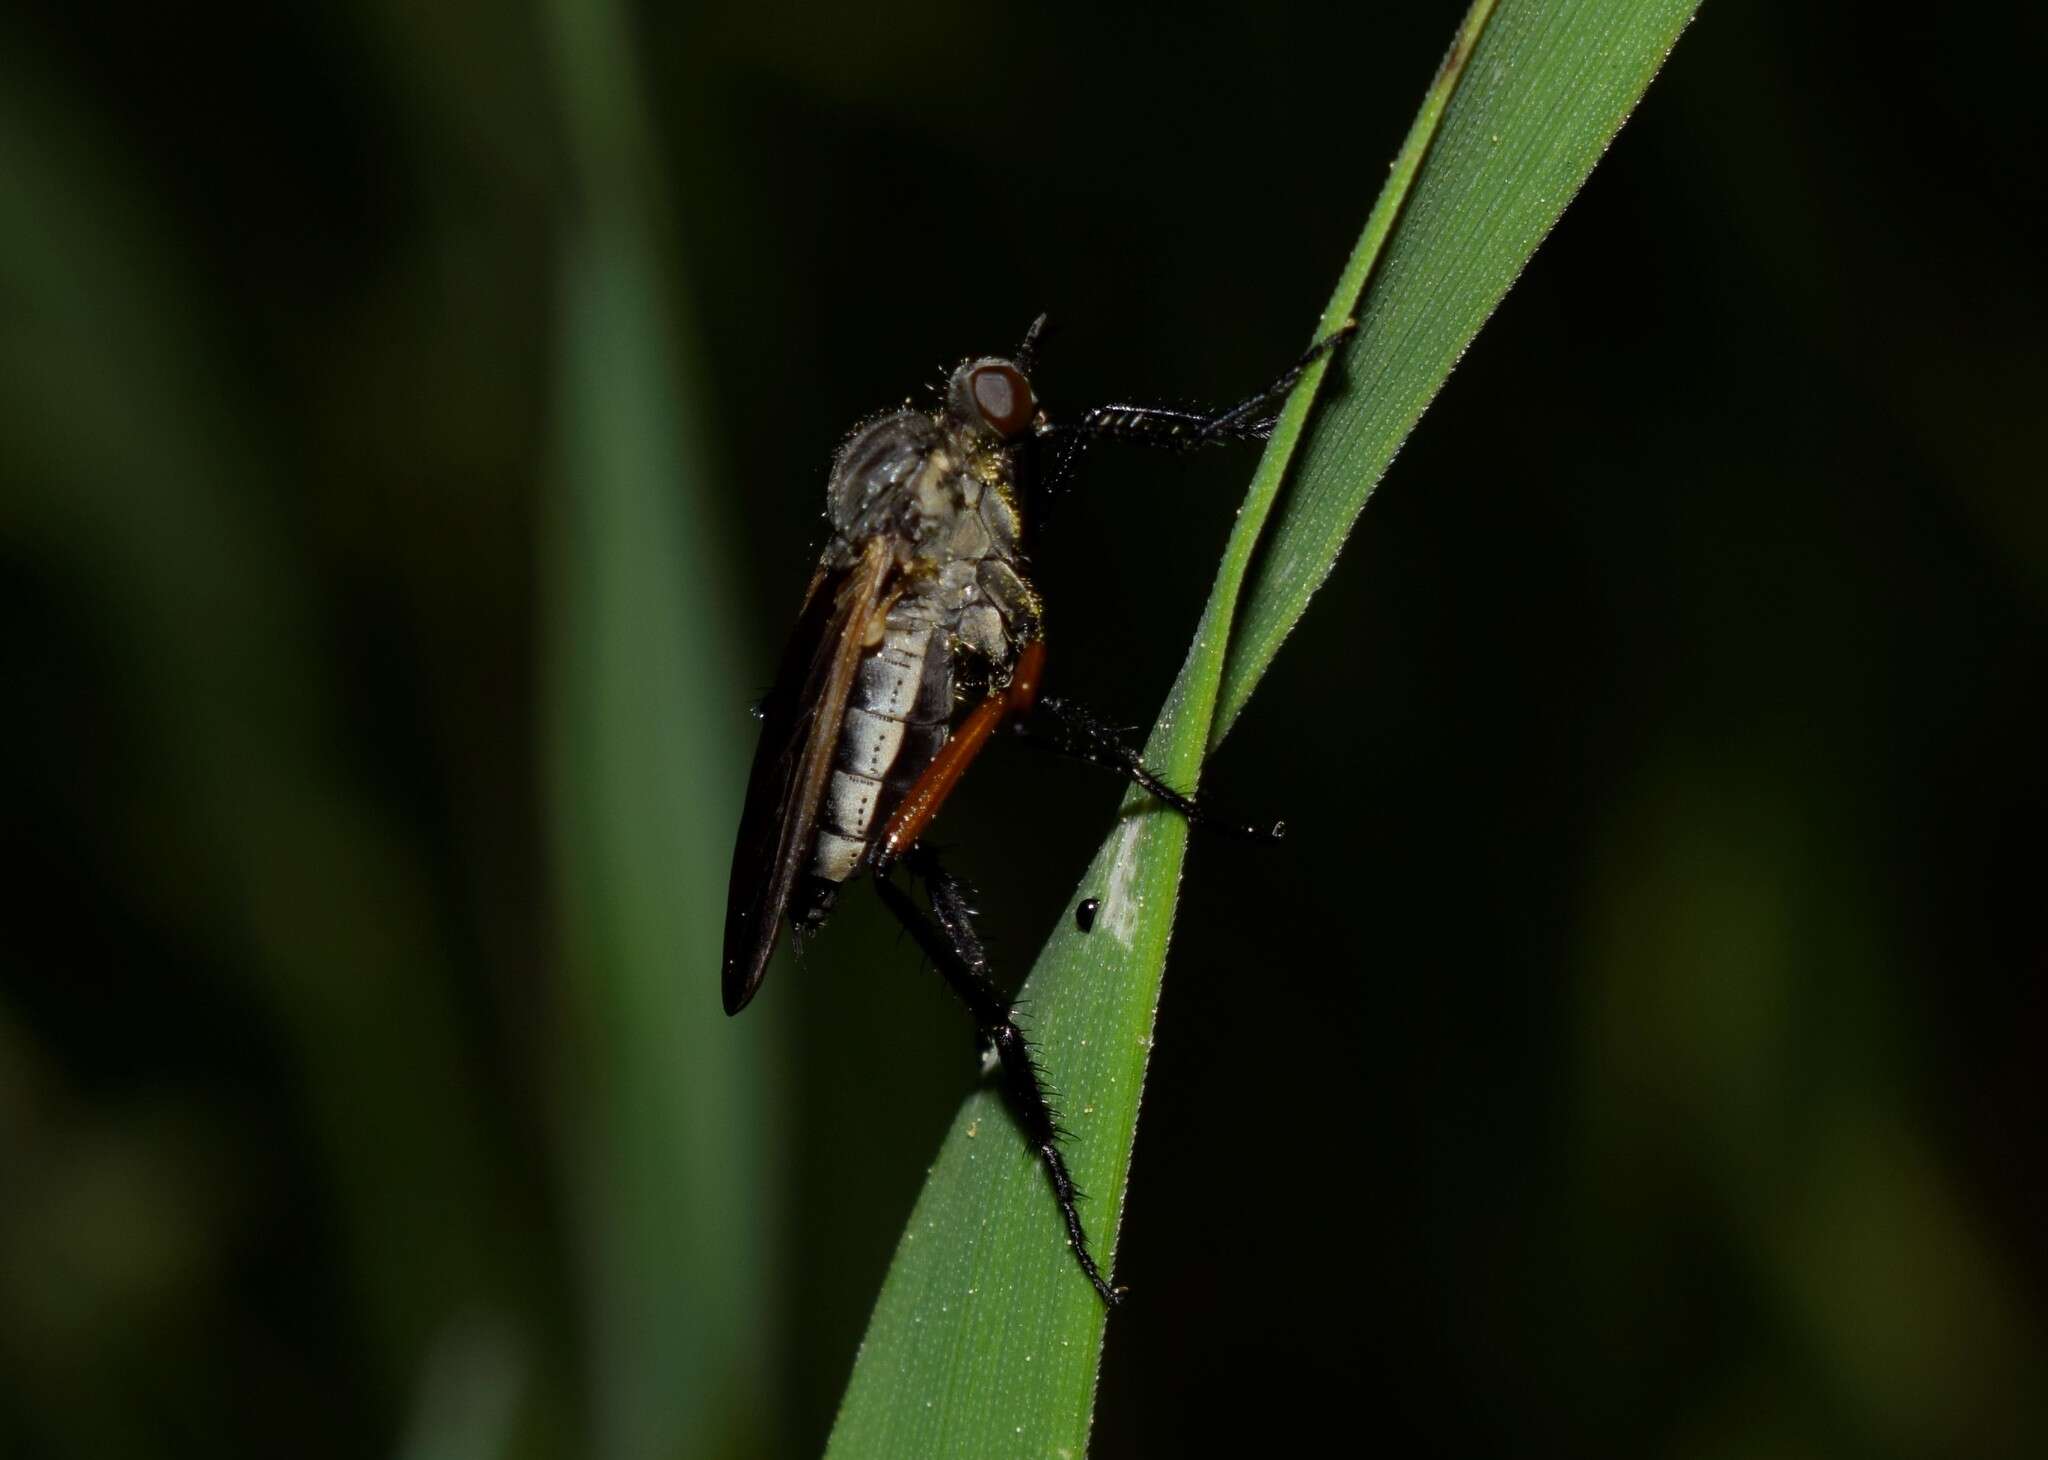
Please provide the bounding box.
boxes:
[804,604,954,891]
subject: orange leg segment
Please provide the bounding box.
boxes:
[876,638,1044,868]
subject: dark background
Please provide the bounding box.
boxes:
[4,2,2043,1456]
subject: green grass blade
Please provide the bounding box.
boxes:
[1216,0,1701,741]
[829,2,1698,1453]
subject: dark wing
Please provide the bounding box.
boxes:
[722,536,893,1015]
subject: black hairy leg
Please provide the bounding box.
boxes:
[1013,694,1284,842]
[1037,320,1355,454]
[874,845,1121,1307]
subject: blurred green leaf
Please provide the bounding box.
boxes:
[1579,754,2045,1451]
[1,41,524,1414]
[541,1,779,1456]
[828,1,1699,1452]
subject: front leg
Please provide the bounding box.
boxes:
[874,846,1122,1307]
[1014,694,1284,842]
[1036,321,1355,454]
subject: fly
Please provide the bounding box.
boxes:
[723,315,1351,1305]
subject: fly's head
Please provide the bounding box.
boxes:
[945,356,1040,453]
[940,355,1040,544]
[948,356,1043,488]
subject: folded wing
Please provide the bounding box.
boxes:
[722,536,893,1015]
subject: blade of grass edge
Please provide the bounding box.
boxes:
[826,6,1503,1456]
[1216,0,1702,743]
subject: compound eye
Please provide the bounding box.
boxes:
[969,363,1035,439]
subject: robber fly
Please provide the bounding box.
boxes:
[723,315,1350,1305]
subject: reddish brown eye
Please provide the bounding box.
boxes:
[970,364,1035,439]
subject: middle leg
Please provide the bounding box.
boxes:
[1012,693,1284,841]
